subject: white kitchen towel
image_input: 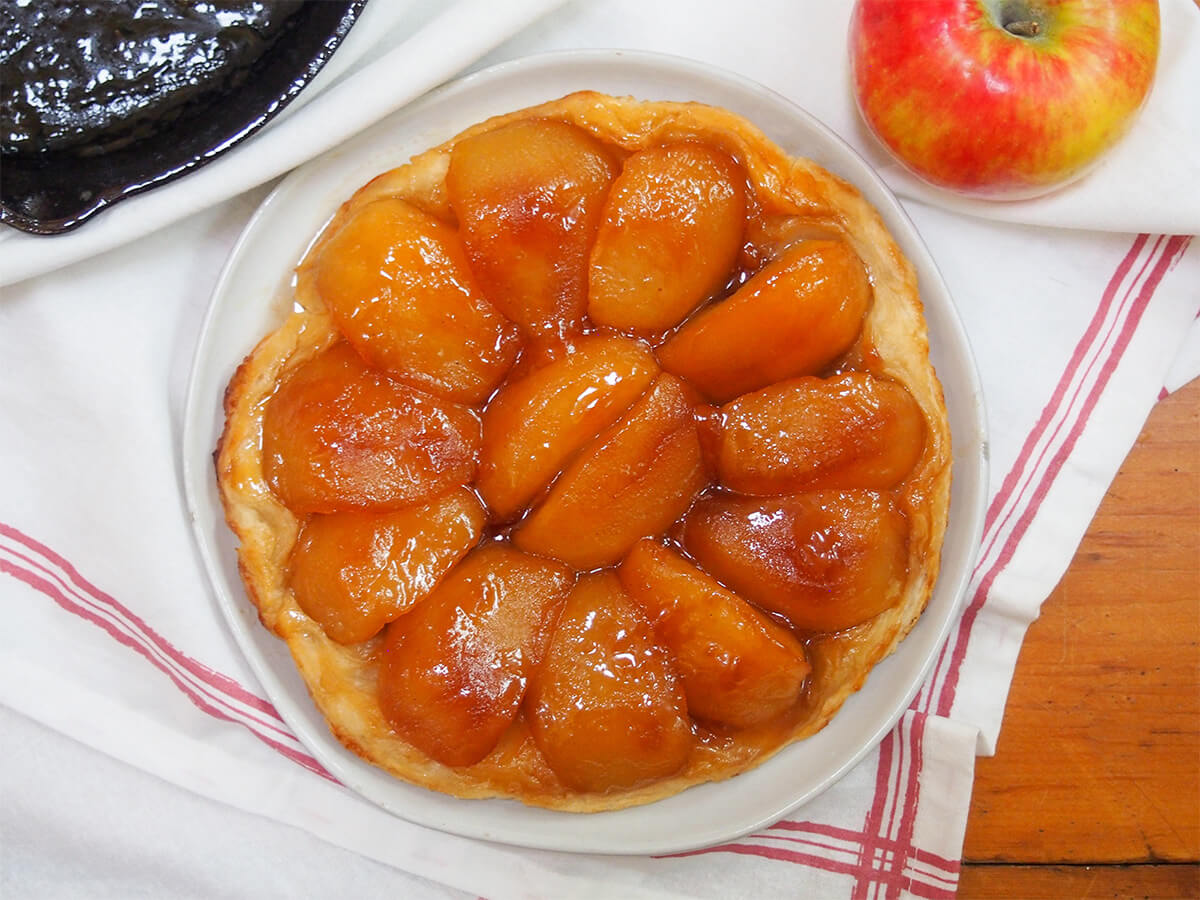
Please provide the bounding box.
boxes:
[2,1,1198,897]
[1164,315,1200,394]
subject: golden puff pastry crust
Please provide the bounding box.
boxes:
[216,91,952,811]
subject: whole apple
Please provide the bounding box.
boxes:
[849,0,1160,199]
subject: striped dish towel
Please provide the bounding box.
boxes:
[2,2,1197,897]
[1,193,1193,900]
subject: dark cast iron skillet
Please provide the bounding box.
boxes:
[0,0,368,235]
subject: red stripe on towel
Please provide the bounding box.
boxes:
[0,522,284,722]
[935,235,1190,718]
[0,523,334,781]
[917,234,1159,716]
[0,554,333,781]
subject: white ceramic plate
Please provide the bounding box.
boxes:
[182,49,988,856]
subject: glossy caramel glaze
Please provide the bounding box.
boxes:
[216,93,952,811]
[446,118,620,342]
[526,572,693,793]
[715,372,927,494]
[589,142,747,333]
[314,198,520,406]
[288,489,485,645]
[261,343,482,514]
[476,334,659,521]
[658,239,872,402]
[512,374,708,571]
[619,539,811,729]
[681,490,911,634]
[379,544,574,768]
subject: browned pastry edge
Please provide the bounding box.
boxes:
[216,91,952,811]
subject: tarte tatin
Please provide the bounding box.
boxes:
[217,92,951,811]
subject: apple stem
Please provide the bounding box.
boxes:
[1004,20,1041,37]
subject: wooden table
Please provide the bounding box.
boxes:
[958,377,1200,898]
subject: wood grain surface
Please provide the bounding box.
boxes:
[959,377,1200,898]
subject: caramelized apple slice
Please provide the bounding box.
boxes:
[588,143,746,333]
[680,491,909,633]
[513,375,708,570]
[288,488,485,644]
[314,197,520,405]
[476,335,658,520]
[377,544,574,768]
[619,540,810,729]
[262,343,482,514]
[715,373,926,493]
[525,572,691,792]
[445,118,619,339]
[657,240,871,402]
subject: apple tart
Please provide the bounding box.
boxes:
[217,92,951,811]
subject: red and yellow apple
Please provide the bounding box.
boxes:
[849,0,1160,199]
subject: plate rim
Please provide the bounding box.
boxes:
[182,47,989,855]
